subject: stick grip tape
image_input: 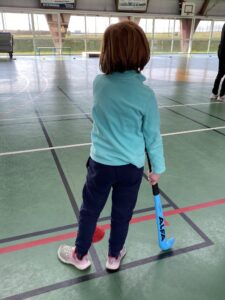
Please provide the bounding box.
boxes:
[145,150,160,196]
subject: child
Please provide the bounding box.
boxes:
[58,21,165,271]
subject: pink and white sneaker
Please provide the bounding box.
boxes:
[106,247,126,271]
[210,93,218,100]
[57,245,91,270]
[217,95,225,101]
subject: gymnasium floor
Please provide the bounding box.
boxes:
[0,54,225,300]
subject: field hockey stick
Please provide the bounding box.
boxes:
[146,152,175,251]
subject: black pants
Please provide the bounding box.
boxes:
[212,59,225,96]
[75,158,144,257]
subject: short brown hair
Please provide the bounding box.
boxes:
[100,21,150,74]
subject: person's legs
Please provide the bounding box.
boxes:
[109,164,144,258]
[75,158,113,257]
[219,61,225,97]
[212,60,225,96]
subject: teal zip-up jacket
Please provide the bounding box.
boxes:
[90,70,165,174]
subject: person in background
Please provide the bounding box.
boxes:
[211,23,225,101]
[57,21,165,272]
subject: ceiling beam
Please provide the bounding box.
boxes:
[198,0,211,16]
[194,0,211,30]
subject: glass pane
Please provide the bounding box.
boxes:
[33,14,54,54]
[35,38,55,54]
[86,16,96,34]
[172,40,181,52]
[172,19,190,53]
[212,21,224,40]
[193,20,211,40]
[87,39,102,52]
[4,13,31,31]
[95,17,109,33]
[110,17,119,24]
[210,21,224,53]
[152,39,172,53]
[174,20,181,39]
[139,18,153,34]
[139,18,146,31]
[152,19,175,53]
[172,39,190,53]
[154,19,174,39]
[210,39,220,52]
[63,38,85,53]
[68,16,85,34]
[33,14,51,36]
[66,16,85,54]
[0,14,3,31]
[86,16,109,34]
[3,13,33,54]
[192,40,209,53]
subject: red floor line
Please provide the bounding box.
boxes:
[0,232,77,254]
[164,198,225,217]
[1,198,225,255]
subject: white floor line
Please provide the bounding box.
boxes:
[159,101,223,108]
[1,125,225,157]
[0,101,222,123]
[0,143,91,157]
[162,125,225,137]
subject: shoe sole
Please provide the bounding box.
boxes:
[106,249,127,271]
[57,248,91,271]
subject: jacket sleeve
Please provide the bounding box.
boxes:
[143,91,166,174]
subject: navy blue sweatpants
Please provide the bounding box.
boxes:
[212,59,225,97]
[75,158,144,257]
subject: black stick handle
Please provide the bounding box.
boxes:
[146,150,160,196]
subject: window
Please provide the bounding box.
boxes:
[212,21,224,39]
[68,16,85,34]
[65,16,85,54]
[3,13,33,54]
[0,13,3,31]
[139,18,153,34]
[110,17,119,24]
[192,20,212,53]
[4,13,30,31]
[153,19,175,53]
[33,14,50,33]
[95,17,109,33]
[210,21,225,53]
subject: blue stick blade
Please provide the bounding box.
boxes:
[159,237,175,251]
[154,194,175,251]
